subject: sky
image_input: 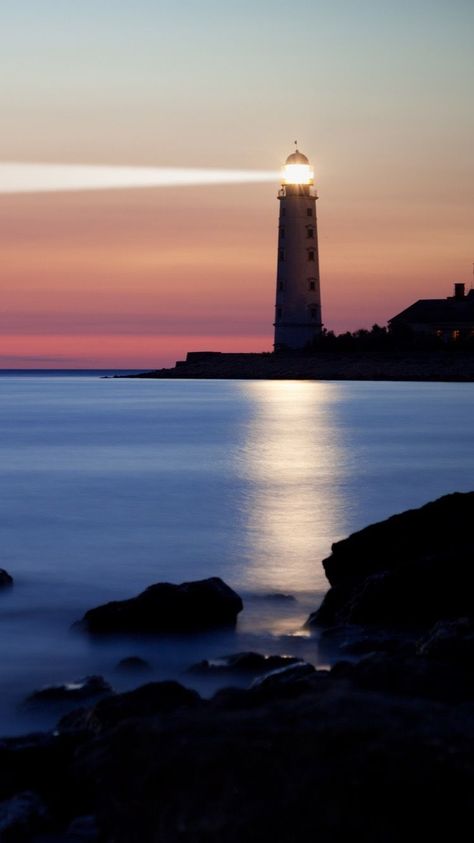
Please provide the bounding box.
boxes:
[1,0,473,367]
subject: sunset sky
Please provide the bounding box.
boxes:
[1,0,473,367]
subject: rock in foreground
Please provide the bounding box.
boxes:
[71,675,474,843]
[78,577,243,634]
[58,681,201,736]
[0,790,48,839]
[308,491,474,627]
[4,659,474,841]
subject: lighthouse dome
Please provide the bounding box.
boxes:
[285,149,309,165]
[282,148,314,185]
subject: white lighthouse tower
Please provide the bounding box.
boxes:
[274,147,323,350]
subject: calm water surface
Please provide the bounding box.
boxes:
[0,374,472,733]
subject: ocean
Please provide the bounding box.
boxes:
[0,372,472,734]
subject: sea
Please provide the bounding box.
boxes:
[0,370,473,735]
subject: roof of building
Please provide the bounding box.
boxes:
[285,149,309,165]
[390,289,474,325]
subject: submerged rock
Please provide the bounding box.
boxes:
[307,491,474,627]
[187,651,302,676]
[26,676,112,705]
[0,569,13,588]
[78,577,243,634]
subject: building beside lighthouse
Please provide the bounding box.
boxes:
[274,148,323,350]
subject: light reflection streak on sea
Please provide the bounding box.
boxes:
[235,381,348,593]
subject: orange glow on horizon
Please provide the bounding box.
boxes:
[0,333,273,369]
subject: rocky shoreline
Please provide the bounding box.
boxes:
[2,492,474,841]
[121,350,474,381]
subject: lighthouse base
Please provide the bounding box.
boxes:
[273,322,323,351]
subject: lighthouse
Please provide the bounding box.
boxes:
[273,147,323,350]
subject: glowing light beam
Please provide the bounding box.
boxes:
[0,163,280,195]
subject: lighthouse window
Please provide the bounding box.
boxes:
[309,280,316,290]
[277,307,282,319]
[279,250,285,261]
[306,208,313,217]
[310,307,317,319]
[279,228,285,239]
[307,228,314,239]
[308,250,315,261]
[279,282,284,291]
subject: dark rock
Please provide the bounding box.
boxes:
[58,681,201,736]
[0,790,48,840]
[0,569,13,588]
[54,708,93,738]
[115,656,151,672]
[330,651,474,703]
[307,491,474,627]
[209,686,258,710]
[187,651,302,676]
[0,733,59,800]
[0,731,92,822]
[78,577,243,634]
[416,618,474,663]
[66,814,98,840]
[250,661,316,691]
[26,676,112,705]
[324,492,474,589]
[340,634,410,656]
[71,679,474,842]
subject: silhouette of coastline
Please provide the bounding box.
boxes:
[121,349,474,381]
